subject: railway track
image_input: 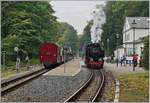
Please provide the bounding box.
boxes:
[65,69,105,102]
[1,68,50,96]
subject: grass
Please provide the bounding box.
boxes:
[30,58,40,64]
[119,72,149,102]
[1,59,41,79]
[1,67,29,79]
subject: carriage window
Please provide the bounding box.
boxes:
[46,52,51,55]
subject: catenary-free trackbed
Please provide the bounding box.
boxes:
[65,69,105,102]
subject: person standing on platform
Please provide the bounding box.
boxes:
[120,57,123,66]
[111,55,114,63]
[132,53,138,68]
[123,55,126,66]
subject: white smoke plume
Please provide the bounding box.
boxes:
[91,4,105,43]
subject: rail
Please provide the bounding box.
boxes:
[65,69,105,102]
[1,69,49,96]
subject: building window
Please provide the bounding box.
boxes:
[125,34,130,41]
[125,34,127,41]
[127,48,133,56]
[126,24,128,29]
[127,34,130,40]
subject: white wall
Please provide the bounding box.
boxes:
[114,47,124,60]
[123,28,149,43]
[123,19,131,43]
[135,29,149,39]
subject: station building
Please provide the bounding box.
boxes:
[114,17,149,63]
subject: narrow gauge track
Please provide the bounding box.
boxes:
[1,64,61,96]
[65,69,105,102]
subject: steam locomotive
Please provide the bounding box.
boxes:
[85,43,104,69]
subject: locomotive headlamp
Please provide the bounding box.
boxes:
[98,58,103,61]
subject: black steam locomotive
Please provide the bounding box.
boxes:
[85,43,104,69]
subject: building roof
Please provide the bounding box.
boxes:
[127,17,149,29]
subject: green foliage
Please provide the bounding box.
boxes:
[101,1,149,55]
[1,1,59,64]
[57,22,79,55]
[143,37,149,70]
[30,58,40,64]
[79,21,92,55]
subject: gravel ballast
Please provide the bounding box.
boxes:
[96,70,115,102]
[1,68,91,102]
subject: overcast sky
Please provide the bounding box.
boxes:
[51,1,105,34]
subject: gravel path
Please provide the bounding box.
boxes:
[1,68,91,102]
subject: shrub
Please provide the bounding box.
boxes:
[143,37,149,70]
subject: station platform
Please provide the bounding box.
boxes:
[104,63,145,77]
[43,58,81,76]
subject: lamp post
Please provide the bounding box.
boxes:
[14,47,20,72]
[140,47,143,67]
[107,38,109,56]
[132,19,137,71]
[63,46,65,73]
[116,34,119,67]
[2,51,6,70]
[63,43,68,73]
[140,47,144,59]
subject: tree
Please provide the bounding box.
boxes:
[79,20,92,55]
[143,37,149,70]
[1,1,59,64]
[57,22,79,55]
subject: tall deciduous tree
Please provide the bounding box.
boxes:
[101,1,149,55]
[79,20,92,55]
[57,22,79,55]
[143,37,149,70]
[2,1,59,62]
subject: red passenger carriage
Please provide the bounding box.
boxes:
[39,43,63,68]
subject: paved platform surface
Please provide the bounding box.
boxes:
[43,58,81,76]
[104,63,146,77]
